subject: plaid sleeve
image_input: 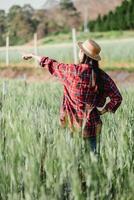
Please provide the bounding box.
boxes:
[39,56,76,83]
[104,77,123,113]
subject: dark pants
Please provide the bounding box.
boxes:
[88,136,97,153]
[84,135,100,155]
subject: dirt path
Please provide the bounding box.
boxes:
[0,67,133,86]
[106,71,134,87]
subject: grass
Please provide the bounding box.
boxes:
[40,31,134,45]
[0,80,134,199]
[0,37,134,71]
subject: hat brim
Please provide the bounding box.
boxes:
[77,42,101,61]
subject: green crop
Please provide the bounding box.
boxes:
[0,80,133,200]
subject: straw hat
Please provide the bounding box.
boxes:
[78,39,101,61]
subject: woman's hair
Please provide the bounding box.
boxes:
[80,54,104,95]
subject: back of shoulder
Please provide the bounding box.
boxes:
[100,69,112,82]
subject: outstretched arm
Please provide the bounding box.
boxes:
[22,53,77,84]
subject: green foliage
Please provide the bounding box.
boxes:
[0,10,6,46]
[89,0,134,31]
[60,0,76,10]
[0,80,134,199]
[0,2,81,46]
[7,5,35,46]
[0,36,134,71]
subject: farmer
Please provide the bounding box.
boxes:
[23,39,122,154]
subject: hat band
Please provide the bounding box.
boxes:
[82,44,98,57]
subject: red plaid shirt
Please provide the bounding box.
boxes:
[40,57,122,137]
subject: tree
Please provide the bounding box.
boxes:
[59,0,81,30]
[126,0,134,29]
[22,4,34,19]
[88,0,134,31]
[7,5,34,45]
[0,1,82,45]
[0,10,6,46]
[94,15,102,32]
[75,0,89,32]
[110,12,118,30]
[0,10,6,33]
[32,9,50,38]
[60,0,76,10]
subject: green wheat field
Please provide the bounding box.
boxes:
[0,38,134,71]
[0,80,134,200]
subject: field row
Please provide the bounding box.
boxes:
[0,80,133,199]
[0,38,134,70]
